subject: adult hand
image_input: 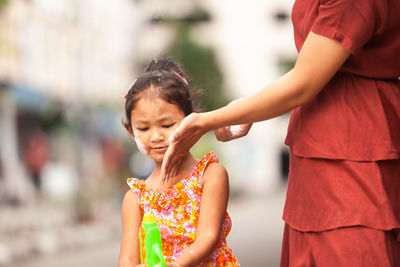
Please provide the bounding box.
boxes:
[213,124,252,142]
[161,113,209,183]
[213,98,252,142]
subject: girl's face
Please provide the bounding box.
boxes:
[130,97,185,163]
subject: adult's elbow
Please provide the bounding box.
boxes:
[290,84,321,108]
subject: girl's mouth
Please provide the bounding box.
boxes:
[152,146,168,153]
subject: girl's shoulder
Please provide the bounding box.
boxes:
[191,152,227,185]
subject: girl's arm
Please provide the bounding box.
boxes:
[119,190,143,267]
[161,31,350,182]
[174,163,230,267]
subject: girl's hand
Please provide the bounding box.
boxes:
[161,112,208,183]
[213,98,252,142]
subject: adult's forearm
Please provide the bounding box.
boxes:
[203,32,351,131]
[203,71,304,130]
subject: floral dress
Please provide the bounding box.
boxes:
[127,152,240,266]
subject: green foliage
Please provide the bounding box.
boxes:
[278,58,296,74]
[140,5,229,111]
[170,24,228,111]
[0,0,8,10]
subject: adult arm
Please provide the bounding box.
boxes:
[213,98,253,142]
[174,163,230,267]
[119,191,143,267]
[206,31,350,127]
[161,31,351,181]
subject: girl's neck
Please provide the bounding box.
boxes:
[148,153,197,189]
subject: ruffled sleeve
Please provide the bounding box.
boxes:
[127,177,145,203]
[311,0,388,54]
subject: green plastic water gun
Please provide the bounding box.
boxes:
[139,212,166,267]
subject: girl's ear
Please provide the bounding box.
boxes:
[124,123,136,143]
[128,129,136,143]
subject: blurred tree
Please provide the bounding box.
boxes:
[278,58,296,74]
[170,24,227,111]
[146,5,229,111]
[0,0,8,10]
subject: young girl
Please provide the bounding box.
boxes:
[118,57,240,267]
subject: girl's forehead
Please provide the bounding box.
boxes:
[131,97,184,120]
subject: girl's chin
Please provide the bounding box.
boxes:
[150,153,165,163]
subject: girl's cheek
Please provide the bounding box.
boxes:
[133,132,148,155]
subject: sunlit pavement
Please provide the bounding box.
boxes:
[228,185,286,267]
[9,185,287,267]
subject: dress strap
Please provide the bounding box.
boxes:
[192,152,219,183]
[127,177,145,202]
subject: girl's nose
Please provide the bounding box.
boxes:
[150,129,164,142]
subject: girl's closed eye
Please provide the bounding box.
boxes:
[136,126,149,131]
[162,122,176,128]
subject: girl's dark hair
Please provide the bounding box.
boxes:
[123,57,199,134]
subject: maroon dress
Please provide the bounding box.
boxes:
[281,0,400,265]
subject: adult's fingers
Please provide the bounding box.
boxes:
[168,113,195,143]
[161,117,190,182]
[229,123,252,139]
[161,113,206,182]
[214,123,252,142]
[214,127,233,142]
[161,134,197,183]
[161,140,181,183]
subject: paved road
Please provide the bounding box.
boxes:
[10,186,286,267]
[228,186,286,266]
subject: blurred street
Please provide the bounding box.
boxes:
[8,185,286,267]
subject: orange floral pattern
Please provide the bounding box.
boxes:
[128,152,240,266]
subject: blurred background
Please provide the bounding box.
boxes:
[0,0,297,266]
